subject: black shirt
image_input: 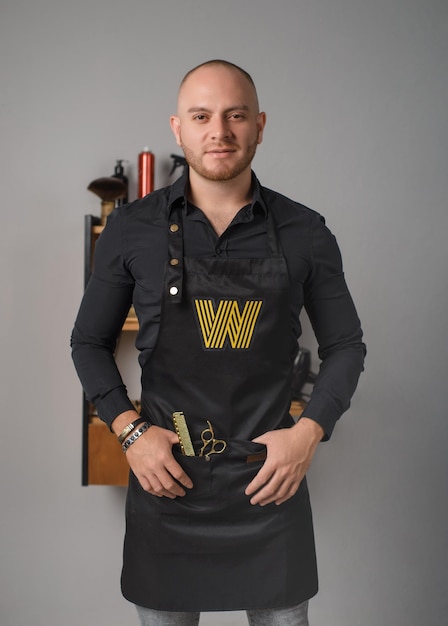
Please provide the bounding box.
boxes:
[71,170,365,438]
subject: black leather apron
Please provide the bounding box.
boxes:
[121,205,318,611]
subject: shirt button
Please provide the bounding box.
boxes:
[169,286,179,296]
[215,248,222,255]
[170,258,179,266]
[169,223,179,233]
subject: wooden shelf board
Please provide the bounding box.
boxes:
[123,317,139,331]
[87,419,129,486]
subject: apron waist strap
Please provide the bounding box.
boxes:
[173,439,267,463]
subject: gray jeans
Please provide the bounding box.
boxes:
[136,601,309,626]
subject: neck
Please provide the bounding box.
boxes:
[187,169,253,236]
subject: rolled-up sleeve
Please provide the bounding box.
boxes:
[302,216,366,439]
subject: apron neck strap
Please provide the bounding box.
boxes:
[166,198,282,304]
[264,204,282,257]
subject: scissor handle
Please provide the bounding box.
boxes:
[199,420,227,458]
[210,439,226,454]
[201,421,214,444]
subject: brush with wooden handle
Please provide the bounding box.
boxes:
[87,176,127,224]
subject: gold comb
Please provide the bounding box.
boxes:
[172,411,195,456]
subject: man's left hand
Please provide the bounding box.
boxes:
[245,417,324,506]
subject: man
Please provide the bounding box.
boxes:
[72,60,365,625]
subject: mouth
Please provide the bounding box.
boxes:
[206,144,237,152]
[205,146,238,157]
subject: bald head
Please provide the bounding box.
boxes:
[177,60,260,113]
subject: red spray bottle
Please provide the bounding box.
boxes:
[138,148,154,198]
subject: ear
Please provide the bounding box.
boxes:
[256,112,267,145]
[170,115,182,147]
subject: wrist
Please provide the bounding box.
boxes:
[122,422,151,453]
[294,416,325,443]
[111,410,141,437]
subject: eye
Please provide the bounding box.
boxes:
[229,112,246,120]
[193,114,208,122]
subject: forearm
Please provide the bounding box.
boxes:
[71,272,135,427]
[71,338,136,427]
[303,342,365,439]
[298,212,366,438]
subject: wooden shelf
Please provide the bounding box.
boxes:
[123,318,139,331]
[92,224,104,236]
[87,418,129,486]
[123,307,139,331]
[290,400,306,417]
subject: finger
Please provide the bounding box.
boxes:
[154,467,190,498]
[165,458,193,490]
[138,464,186,499]
[137,474,153,493]
[251,434,268,446]
[261,475,304,506]
[245,463,274,497]
[250,476,290,507]
[137,473,163,497]
[146,470,183,499]
[274,481,301,506]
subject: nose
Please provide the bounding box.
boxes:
[210,116,231,140]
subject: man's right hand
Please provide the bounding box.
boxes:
[112,412,193,498]
[125,424,193,498]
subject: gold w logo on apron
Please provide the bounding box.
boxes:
[194,299,263,350]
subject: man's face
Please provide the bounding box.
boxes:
[170,65,266,182]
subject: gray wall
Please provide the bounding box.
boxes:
[1,1,447,625]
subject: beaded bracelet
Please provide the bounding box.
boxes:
[122,422,151,453]
[117,417,146,444]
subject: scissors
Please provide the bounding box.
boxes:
[199,420,227,459]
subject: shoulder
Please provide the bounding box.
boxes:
[260,186,331,255]
[100,186,172,248]
[113,185,172,227]
[260,185,341,270]
[95,186,173,269]
[260,185,326,230]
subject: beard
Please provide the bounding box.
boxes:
[180,139,258,182]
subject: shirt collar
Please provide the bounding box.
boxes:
[167,167,268,217]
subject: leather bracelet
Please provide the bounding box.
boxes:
[117,417,146,444]
[122,422,151,453]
